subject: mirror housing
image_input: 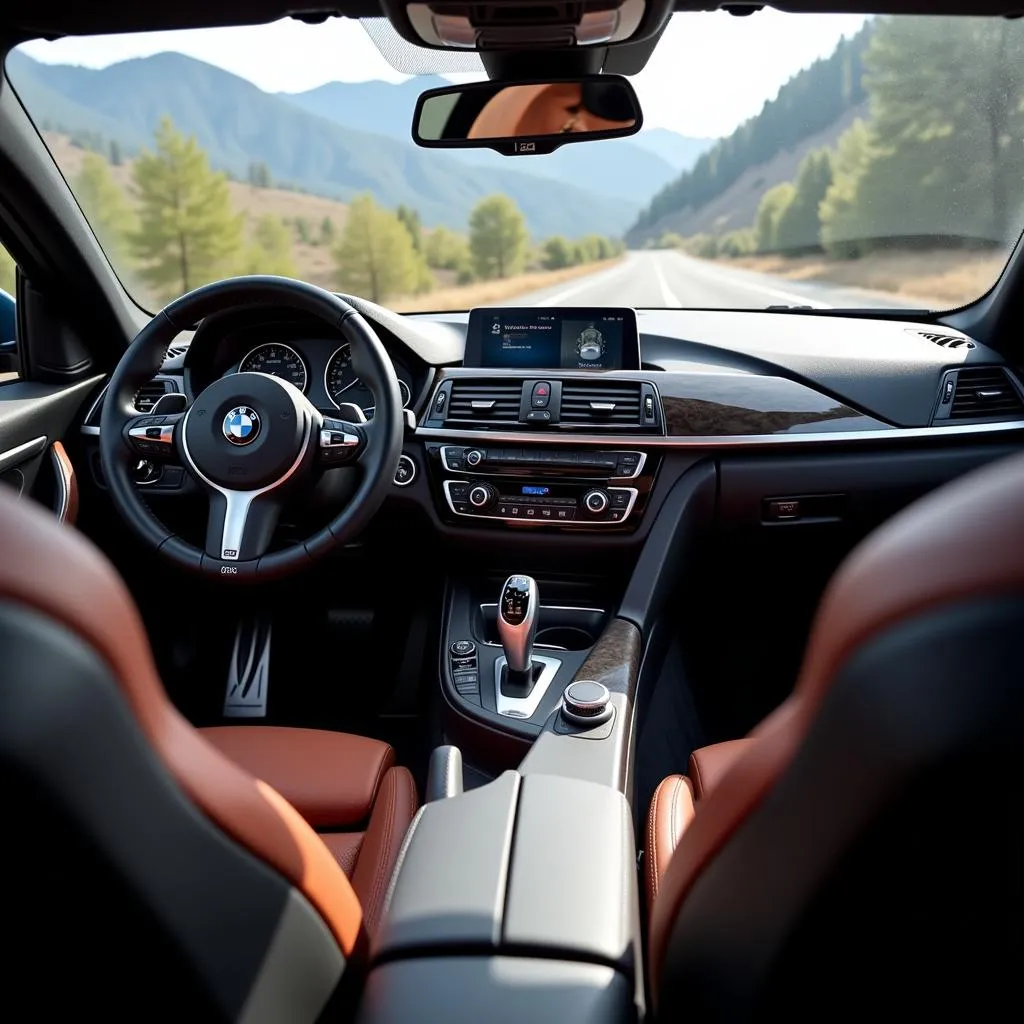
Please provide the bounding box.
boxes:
[412,76,642,156]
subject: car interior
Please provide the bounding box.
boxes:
[1,1,1022,1021]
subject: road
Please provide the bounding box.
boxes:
[506,249,923,310]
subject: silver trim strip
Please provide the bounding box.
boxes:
[421,419,1024,449]
[442,480,638,525]
[494,654,562,718]
[0,435,47,473]
[440,445,647,479]
[50,445,71,523]
[128,424,175,446]
[179,375,313,561]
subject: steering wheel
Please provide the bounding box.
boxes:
[99,277,403,582]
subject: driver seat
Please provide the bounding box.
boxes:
[0,489,418,1019]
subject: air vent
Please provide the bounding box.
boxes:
[560,381,643,426]
[908,328,976,350]
[949,367,1024,419]
[133,378,176,413]
[447,379,523,425]
[165,342,190,359]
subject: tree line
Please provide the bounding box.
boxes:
[670,17,1024,262]
[631,24,871,237]
[71,116,624,306]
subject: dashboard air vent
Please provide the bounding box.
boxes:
[909,329,975,350]
[165,342,190,359]
[949,367,1024,419]
[133,378,176,413]
[560,381,643,426]
[447,379,523,425]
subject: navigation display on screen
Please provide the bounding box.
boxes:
[464,307,640,371]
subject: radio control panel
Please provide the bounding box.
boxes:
[441,445,646,479]
[427,443,653,530]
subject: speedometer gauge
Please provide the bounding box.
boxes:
[325,344,411,414]
[239,343,308,393]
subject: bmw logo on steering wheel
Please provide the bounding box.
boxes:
[223,406,261,446]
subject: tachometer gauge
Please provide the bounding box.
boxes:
[325,344,411,414]
[239,343,308,393]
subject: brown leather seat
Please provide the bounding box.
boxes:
[644,452,1024,1019]
[0,490,418,1019]
[201,725,416,934]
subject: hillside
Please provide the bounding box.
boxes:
[281,80,711,204]
[46,132,350,291]
[645,103,866,240]
[628,22,873,244]
[6,49,638,239]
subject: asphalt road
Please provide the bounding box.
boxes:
[508,250,924,311]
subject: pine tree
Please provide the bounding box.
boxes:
[75,152,135,260]
[243,215,297,277]
[396,205,423,251]
[774,149,833,253]
[754,183,796,253]
[334,194,420,303]
[469,195,527,279]
[130,117,243,300]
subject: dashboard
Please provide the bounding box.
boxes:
[84,296,1024,546]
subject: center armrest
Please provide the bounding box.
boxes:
[367,770,642,1021]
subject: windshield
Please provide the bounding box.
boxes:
[8,12,1024,314]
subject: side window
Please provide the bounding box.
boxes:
[0,243,18,383]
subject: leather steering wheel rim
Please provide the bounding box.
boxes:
[99,276,404,581]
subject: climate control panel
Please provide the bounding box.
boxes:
[443,479,639,525]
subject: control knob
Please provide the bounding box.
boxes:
[562,680,612,725]
[468,482,498,510]
[465,449,484,467]
[582,489,610,515]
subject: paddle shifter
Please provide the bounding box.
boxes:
[497,574,538,683]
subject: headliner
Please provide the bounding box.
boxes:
[1,1,1020,42]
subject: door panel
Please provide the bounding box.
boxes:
[0,376,102,504]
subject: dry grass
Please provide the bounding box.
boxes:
[392,258,623,312]
[43,133,349,288]
[719,249,1004,308]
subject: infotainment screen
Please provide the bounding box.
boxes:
[464,307,640,371]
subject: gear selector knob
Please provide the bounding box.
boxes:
[497,574,538,676]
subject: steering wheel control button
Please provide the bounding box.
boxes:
[394,454,417,486]
[562,680,613,726]
[531,382,552,409]
[223,406,261,446]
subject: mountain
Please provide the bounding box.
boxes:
[280,81,707,204]
[630,128,715,170]
[627,22,875,243]
[6,51,638,239]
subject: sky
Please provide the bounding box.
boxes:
[19,10,868,139]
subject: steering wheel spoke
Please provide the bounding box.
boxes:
[205,490,282,562]
[124,412,184,462]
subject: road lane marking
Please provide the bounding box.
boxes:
[539,257,637,305]
[650,253,682,306]
[669,251,833,309]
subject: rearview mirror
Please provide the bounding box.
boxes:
[412,76,642,156]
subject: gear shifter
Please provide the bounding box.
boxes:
[497,574,538,682]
